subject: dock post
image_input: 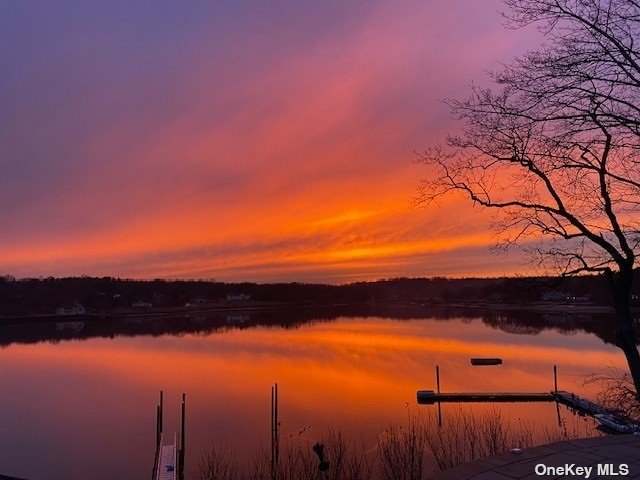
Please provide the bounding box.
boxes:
[159,390,164,436]
[156,404,161,450]
[274,383,279,470]
[270,383,280,477]
[153,390,164,480]
[179,393,185,480]
[435,366,442,427]
[271,385,275,477]
[553,365,558,393]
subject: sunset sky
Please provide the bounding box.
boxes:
[1,1,541,282]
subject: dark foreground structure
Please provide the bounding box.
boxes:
[429,435,640,479]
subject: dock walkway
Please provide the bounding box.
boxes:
[154,435,177,480]
[429,434,640,479]
[554,391,607,415]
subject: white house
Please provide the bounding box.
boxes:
[541,291,566,302]
[131,301,152,308]
[565,294,590,302]
[55,301,86,316]
[227,293,251,302]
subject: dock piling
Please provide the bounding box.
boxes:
[153,391,164,480]
[156,404,161,449]
[179,393,185,480]
[270,383,280,476]
[553,365,558,393]
[435,366,442,427]
[159,390,164,436]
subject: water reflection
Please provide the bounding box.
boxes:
[0,306,628,480]
[0,304,627,348]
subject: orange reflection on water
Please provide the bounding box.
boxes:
[0,315,626,480]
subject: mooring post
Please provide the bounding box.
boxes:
[553,365,558,393]
[435,365,442,427]
[180,393,185,480]
[155,404,161,450]
[269,382,280,477]
[270,385,275,476]
[274,383,279,468]
[159,390,164,436]
[153,399,161,480]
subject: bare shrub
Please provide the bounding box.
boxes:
[250,443,312,480]
[321,430,373,480]
[249,433,372,480]
[420,407,552,470]
[378,412,428,480]
[194,407,602,480]
[584,365,640,422]
[194,439,241,480]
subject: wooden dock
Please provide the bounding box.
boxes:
[417,390,553,404]
[417,388,640,433]
[417,389,614,408]
[417,365,639,432]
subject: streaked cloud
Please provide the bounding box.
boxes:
[0,1,539,281]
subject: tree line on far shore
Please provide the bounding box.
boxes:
[0,273,638,317]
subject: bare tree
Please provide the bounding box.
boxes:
[417,0,640,394]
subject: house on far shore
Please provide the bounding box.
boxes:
[131,300,152,308]
[185,297,209,307]
[565,294,591,302]
[227,293,251,302]
[541,290,566,302]
[56,301,85,316]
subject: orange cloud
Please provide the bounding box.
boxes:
[0,1,540,281]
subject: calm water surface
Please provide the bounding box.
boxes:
[0,307,626,479]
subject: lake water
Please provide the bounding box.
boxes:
[0,306,627,479]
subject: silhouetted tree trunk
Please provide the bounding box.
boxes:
[609,267,640,395]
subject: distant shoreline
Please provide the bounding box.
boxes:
[443,301,619,314]
[0,299,628,324]
[1,275,637,323]
[0,300,291,323]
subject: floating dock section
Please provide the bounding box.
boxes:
[470,358,502,366]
